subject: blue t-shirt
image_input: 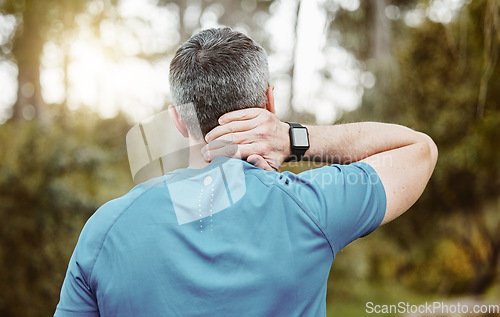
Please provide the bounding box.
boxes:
[55,157,386,317]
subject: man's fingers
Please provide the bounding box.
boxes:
[202,143,239,161]
[247,154,275,171]
[205,117,261,143]
[202,144,257,162]
[201,140,230,162]
[218,108,265,125]
[202,143,277,172]
[208,130,262,147]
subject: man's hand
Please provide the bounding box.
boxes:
[202,108,290,171]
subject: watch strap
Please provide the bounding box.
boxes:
[287,122,303,129]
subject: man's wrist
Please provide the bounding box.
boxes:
[279,121,292,162]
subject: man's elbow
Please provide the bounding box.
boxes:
[418,132,438,173]
[429,138,438,168]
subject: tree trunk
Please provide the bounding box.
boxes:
[371,0,391,60]
[286,0,301,121]
[11,2,45,122]
[175,0,188,42]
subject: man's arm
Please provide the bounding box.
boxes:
[304,123,438,224]
[202,108,438,225]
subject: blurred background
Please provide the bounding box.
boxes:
[0,0,499,316]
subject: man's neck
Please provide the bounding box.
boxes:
[188,139,209,169]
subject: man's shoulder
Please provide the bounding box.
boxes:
[78,179,162,248]
[92,181,156,219]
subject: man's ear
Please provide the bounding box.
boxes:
[168,105,189,138]
[265,85,276,114]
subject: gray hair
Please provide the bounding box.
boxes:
[169,27,269,140]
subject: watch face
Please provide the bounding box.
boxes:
[291,127,309,147]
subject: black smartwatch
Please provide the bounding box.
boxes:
[285,122,310,161]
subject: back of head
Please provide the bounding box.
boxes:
[169,27,269,140]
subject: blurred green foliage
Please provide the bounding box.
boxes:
[0,108,134,315]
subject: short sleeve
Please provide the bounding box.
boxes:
[285,162,386,254]
[54,251,99,317]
